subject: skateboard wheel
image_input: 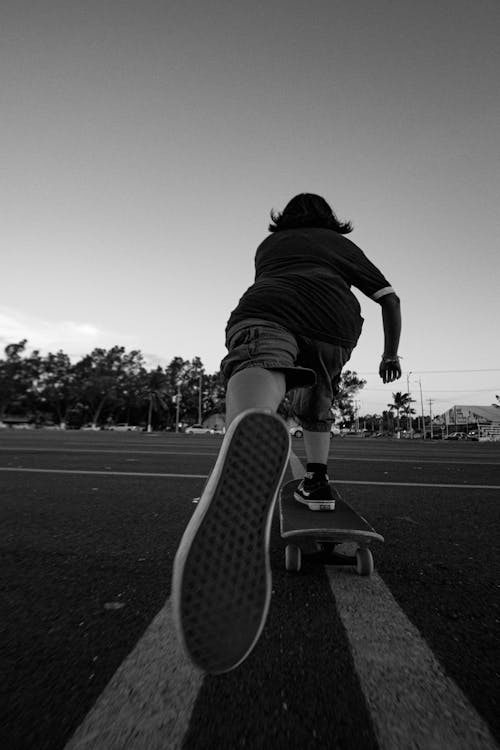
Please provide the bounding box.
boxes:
[356,547,374,576]
[285,544,302,572]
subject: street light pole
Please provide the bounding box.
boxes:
[419,379,425,439]
[175,381,181,433]
[198,372,203,424]
[406,371,413,438]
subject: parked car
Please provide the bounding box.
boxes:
[289,425,338,439]
[445,432,469,440]
[185,424,215,435]
[81,423,102,431]
[107,423,142,431]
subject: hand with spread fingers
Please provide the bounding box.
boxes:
[379,355,402,383]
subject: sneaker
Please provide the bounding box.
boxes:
[171,408,291,674]
[294,472,340,511]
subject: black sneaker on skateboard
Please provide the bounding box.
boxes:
[294,472,340,511]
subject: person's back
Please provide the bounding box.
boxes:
[228,226,394,349]
[172,193,402,674]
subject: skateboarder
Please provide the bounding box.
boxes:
[172,193,401,673]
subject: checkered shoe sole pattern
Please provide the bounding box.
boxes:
[172,409,291,674]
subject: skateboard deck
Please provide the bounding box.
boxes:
[279,479,384,575]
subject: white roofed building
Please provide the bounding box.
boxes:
[436,404,500,440]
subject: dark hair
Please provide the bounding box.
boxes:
[268,193,353,234]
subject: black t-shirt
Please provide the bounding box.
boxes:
[226,228,394,347]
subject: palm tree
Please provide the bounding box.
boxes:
[403,402,417,432]
[142,367,169,432]
[388,392,413,433]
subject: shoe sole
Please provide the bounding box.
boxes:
[171,409,291,674]
[293,493,336,511]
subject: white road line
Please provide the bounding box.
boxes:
[15,449,498,748]
[64,600,203,750]
[318,455,500,466]
[289,450,305,479]
[1,466,499,490]
[333,479,500,490]
[289,449,498,749]
[2,446,498,465]
[0,447,219,457]
[0,467,207,479]
[328,571,499,749]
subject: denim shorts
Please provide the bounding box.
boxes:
[220,318,352,432]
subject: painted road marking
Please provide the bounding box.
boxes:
[64,600,203,750]
[328,570,499,749]
[12,449,496,748]
[0,447,220,457]
[1,466,499,490]
[1,445,498,465]
[297,454,500,466]
[288,449,499,749]
[334,479,500,490]
[0,467,207,479]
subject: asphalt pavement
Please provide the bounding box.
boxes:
[1,430,499,749]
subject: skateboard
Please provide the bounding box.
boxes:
[279,479,384,576]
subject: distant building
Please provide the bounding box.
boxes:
[436,404,500,440]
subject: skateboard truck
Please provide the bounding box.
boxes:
[280,479,383,576]
[284,540,375,575]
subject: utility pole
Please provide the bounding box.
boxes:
[419,379,425,439]
[198,371,203,424]
[147,392,153,433]
[406,371,413,438]
[428,398,434,439]
[354,400,360,432]
[175,381,181,433]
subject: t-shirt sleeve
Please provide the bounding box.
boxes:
[339,240,396,300]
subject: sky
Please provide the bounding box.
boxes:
[2,0,499,416]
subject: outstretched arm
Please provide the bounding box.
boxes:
[378,292,402,383]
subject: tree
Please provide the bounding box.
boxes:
[333,370,367,425]
[0,340,28,420]
[277,370,366,428]
[163,357,190,428]
[181,357,206,424]
[139,366,170,432]
[362,413,380,433]
[388,392,413,433]
[35,351,78,427]
[382,409,394,433]
[73,346,145,426]
[0,340,42,420]
[160,357,227,428]
[203,371,226,418]
[402,401,417,432]
[0,339,368,433]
